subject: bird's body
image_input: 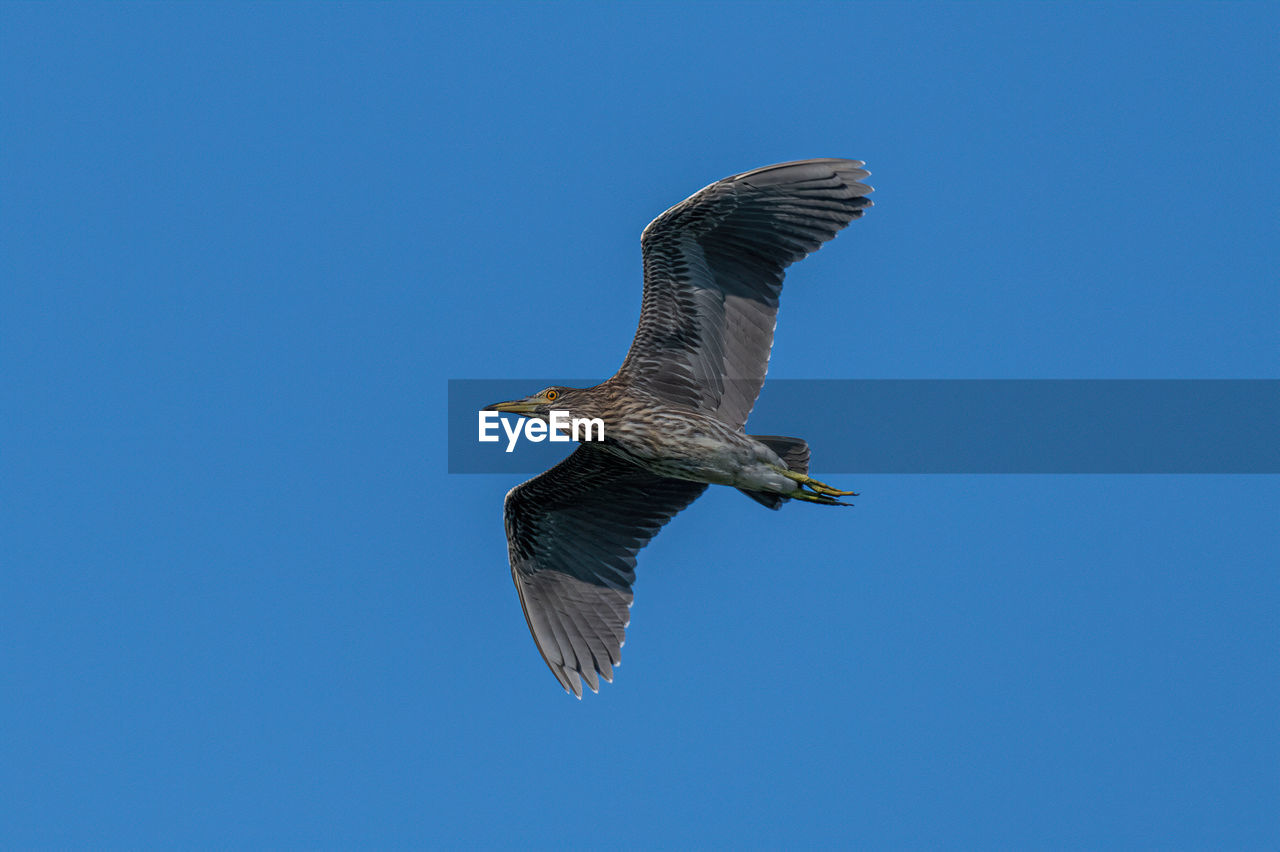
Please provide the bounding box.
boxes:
[538,385,792,488]
[487,159,873,696]
[606,410,802,495]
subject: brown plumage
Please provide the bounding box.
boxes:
[487,159,873,696]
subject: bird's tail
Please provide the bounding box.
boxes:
[737,435,811,510]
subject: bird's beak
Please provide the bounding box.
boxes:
[484,398,540,415]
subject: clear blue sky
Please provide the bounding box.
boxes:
[2,2,1277,847]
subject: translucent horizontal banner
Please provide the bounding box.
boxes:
[447,380,1279,474]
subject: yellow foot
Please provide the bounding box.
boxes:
[805,476,858,497]
[775,468,859,497]
[789,490,853,507]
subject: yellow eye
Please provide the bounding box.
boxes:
[544,389,558,401]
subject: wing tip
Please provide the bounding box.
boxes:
[732,157,872,187]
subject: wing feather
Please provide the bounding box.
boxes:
[504,446,707,697]
[616,158,872,428]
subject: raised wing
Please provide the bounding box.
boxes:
[504,446,708,697]
[616,158,872,428]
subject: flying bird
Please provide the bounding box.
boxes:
[487,159,873,697]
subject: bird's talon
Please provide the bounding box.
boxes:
[802,476,857,497]
[773,467,856,496]
[789,490,854,507]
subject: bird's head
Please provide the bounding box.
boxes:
[484,386,590,422]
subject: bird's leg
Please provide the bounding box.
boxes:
[773,467,859,497]
[806,477,858,497]
[787,490,853,507]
